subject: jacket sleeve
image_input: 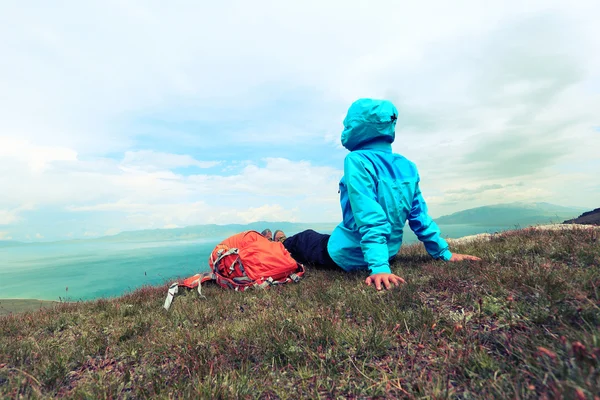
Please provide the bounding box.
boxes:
[344,154,392,275]
[407,177,452,261]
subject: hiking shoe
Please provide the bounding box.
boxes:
[261,229,273,241]
[273,230,286,243]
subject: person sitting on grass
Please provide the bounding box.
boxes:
[264,98,481,291]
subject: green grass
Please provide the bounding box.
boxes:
[1,227,599,399]
[0,299,58,317]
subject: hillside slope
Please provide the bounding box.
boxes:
[0,299,57,316]
[1,226,599,398]
[564,207,600,225]
[435,202,582,226]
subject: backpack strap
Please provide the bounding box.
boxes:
[251,263,305,288]
[163,272,216,311]
[163,282,180,311]
[210,247,238,268]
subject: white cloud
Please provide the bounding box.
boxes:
[0,0,598,238]
[0,204,35,225]
[2,1,584,149]
[0,210,20,225]
[384,12,600,217]
[104,228,121,236]
[0,232,13,241]
[121,150,220,171]
[60,157,342,230]
[0,137,78,172]
[235,204,299,224]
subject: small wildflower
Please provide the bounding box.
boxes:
[537,347,557,360]
[572,341,588,360]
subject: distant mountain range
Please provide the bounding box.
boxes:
[0,241,21,247]
[563,208,600,225]
[92,203,585,242]
[0,222,338,247]
[1,203,594,247]
[77,221,339,244]
[434,202,586,227]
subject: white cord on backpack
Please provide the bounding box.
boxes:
[197,279,206,299]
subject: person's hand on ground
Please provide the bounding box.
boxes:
[449,253,482,262]
[365,273,405,291]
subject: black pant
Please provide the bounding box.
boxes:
[282,229,340,269]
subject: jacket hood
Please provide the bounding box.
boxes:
[341,99,398,151]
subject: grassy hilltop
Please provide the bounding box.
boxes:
[1,227,599,399]
[0,300,57,317]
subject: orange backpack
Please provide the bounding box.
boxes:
[164,231,305,310]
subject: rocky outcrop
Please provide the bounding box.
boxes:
[563,208,600,225]
[447,223,600,245]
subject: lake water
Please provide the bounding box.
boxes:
[0,224,512,301]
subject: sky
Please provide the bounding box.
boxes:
[1,0,599,242]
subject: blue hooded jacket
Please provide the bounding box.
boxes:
[327,98,452,275]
